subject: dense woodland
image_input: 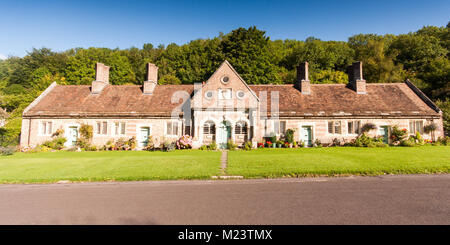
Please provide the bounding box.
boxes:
[0,23,449,146]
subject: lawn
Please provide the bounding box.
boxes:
[0,150,221,183]
[227,146,450,178]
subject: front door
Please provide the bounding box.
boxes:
[68,126,78,147]
[217,121,231,149]
[139,127,150,147]
[378,126,389,144]
[301,126,312,147]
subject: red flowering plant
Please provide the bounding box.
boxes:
[390,126,408,144]
[266,141,273,147]
[284,142,290,148]
[257,142,265,148]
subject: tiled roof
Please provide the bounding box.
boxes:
[24,84,194,117]
[249,83,440,117]
[24,83,440,117]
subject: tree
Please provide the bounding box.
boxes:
[64,48,136,85]
[220,26,281,84]
[349,34,405,83]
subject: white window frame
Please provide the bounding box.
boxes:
[96,121,108,136]
[409,120,424,135]
[218,88,232,100]
[347,120,361,135]
[235,121,248,135]
[327,121,342,135]
[273,120,286,135]
[114,122,126,136]
[166,121,179,136]
[40,121,53,136]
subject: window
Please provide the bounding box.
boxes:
[221,76,230,84]
[236,90,245,99]
[218,89,232,100]
[205,90,214,100]
[347,121,361,134]
[274,120,286,135]
[166,121,179,136]
[114,122,126,135]
[409,120,423,134]
[203,121,215,135]
[235,121,248,135]
[328,121,342,134]
[41,121,52,135]
[97,121,108,135]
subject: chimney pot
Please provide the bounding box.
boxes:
[296,62,310,95]
[91,63,110,94]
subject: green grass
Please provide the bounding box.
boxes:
[0,150,221,183]
[227,146,450,178]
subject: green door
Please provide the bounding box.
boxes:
[139,127,150,147]
[378,126,389,144]
[217,121,231,149]
[68,126,78,147]
[301,126,312,147]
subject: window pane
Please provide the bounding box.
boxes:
[203,124,209,134]
[280,121,286,134]
[409,122,414,133]
[115,122,119,135]
[173,122,178,135]
[328,121,333,134]
[348,122,353,134]
[97,122,101,134]
[121,122,126,135]
[274,121,279,134]
[334,121,341,134]
[167,122,172,135]
[102,122,107,135]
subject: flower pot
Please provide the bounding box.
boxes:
[272,143,276,148]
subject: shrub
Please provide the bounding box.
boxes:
[42,137,67,150]
[227,140,237,150]
[243,141,253,151]
[409,132,425,146]
[79,124,93,141]
[390,126,408,143]
[176,135,193,149]
[353,133,385,147]
[199,145,208,150]
[285,129,295,144]
[400,138,416,147]
[313,139,322,148]
[51,129,64,137]
[162,141,176,152]
[0,146,15,156]
[331,138,341,147]
[437,136,450,146]
[208,141,217,150]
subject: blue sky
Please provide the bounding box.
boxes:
[0,0,449,58]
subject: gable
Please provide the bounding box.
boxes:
[192,60,259,109]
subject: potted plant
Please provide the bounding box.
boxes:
[267,141,273,148]
[270,135,277,148]
[276,140,284,148]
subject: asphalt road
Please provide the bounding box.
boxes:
[0,174,449,225]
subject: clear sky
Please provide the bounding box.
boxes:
[0,0,449,58]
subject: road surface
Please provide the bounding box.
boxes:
[0,174,448,224]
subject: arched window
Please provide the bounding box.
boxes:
[235,121,248,135]
[203,121,215,135]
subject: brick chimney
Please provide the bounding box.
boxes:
[143,63,158,94]
[296,62,310,94]
[347,61,366,94]
[91,63,110,94]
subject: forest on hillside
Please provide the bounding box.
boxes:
[0,23,449,146]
